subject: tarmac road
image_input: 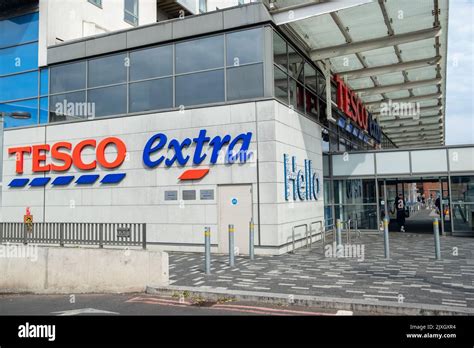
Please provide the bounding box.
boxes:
[0,293,357,316]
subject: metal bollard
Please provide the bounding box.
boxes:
[228,224,235,267]
[433,218,441,260]
[249,220,255,260]
[336,219,342,247]
[204,227,211,274]
[383,217,390,259]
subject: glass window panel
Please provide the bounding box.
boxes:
[0,12,39,48]
[129,78,173,113]
[274,66,287,105]
[0,71,38,102]
[125,0,138,25]
[304,63,316,92]
[0,42,38,76]
[124,11,138,26]
[289,78,304,113]
[175,69,224,106]
[0,98,38,128]
[87,85,127,117]
[331,82,337,103]
[39,97,48,124]
[88,0,102,7]
[88,53,127,87]
[273,31,287,72]
[130,45,172,81]
[227,64,263,101]
[175,35,224,74]
[450,176,474,203]
[40,68,48,96]
[305,88,318,120]
[50,61,86,93]
[49,91,86,122]
[317,70,326,95]
[288,45,304,82]
[226,28,263,67]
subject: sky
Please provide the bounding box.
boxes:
[445,0,474,145]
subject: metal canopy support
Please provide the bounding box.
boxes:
[379,113,442,124]
[310,26,441,61]
[364,93,443,108]
[271,0,373,25]
[354,78,442,96]
[340,56,442,79]
[323,59,335,122]
[373,105,443,117]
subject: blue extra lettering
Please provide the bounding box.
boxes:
[143,133,167,168]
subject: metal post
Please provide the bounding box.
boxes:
[433,218,441,260]
[99,223,104,249]
[439,177,445,236]
[204,227,211,274]
[228,224,235,267]
[142,223,147,250]
[60,223,64,247]
[347,219,351,244]
[249,220,255,260]
[383,217,390,259]
[23,223,27,245]
[0,223,3,244]
[336,219,342,247]
[292,227,295,254]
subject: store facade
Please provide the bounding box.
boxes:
[3,4,436,255]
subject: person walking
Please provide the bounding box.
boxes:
[394,194,406,232]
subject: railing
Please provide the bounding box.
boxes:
[291,223,308,254]
[0,222,146,249]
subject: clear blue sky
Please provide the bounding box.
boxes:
[445,0,474,145]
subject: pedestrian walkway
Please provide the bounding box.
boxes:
[390,207,439,233]
[168,233,474,309]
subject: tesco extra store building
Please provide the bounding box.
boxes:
[2,4,383,255]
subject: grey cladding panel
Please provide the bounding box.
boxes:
[126,22,173,49]
[172,12,224,39]
[48,42,86,65]
[85,33,127,56]
[223,3,273,29]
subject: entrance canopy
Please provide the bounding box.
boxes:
[327,145,473,178]
[269,0,449,148]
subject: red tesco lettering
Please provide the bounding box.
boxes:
[8,137,127,174]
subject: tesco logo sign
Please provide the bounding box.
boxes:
[7,129,253,188]
[9,137,126,174]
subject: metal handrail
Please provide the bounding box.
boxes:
[291,223,308,254]
[306,220,323,248]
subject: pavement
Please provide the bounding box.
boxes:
[162,232,474,314]
[0,293,357,316]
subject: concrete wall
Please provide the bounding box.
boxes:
[0,245,169,293]
[257,101,324,252]
[38,0,157,66]
[2,101,324,254]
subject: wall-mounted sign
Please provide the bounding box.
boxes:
[117,227,131,238]
[7,129,253,189]
[284,154,321,202]
[200,189,214,200]
[333,75,381,144]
